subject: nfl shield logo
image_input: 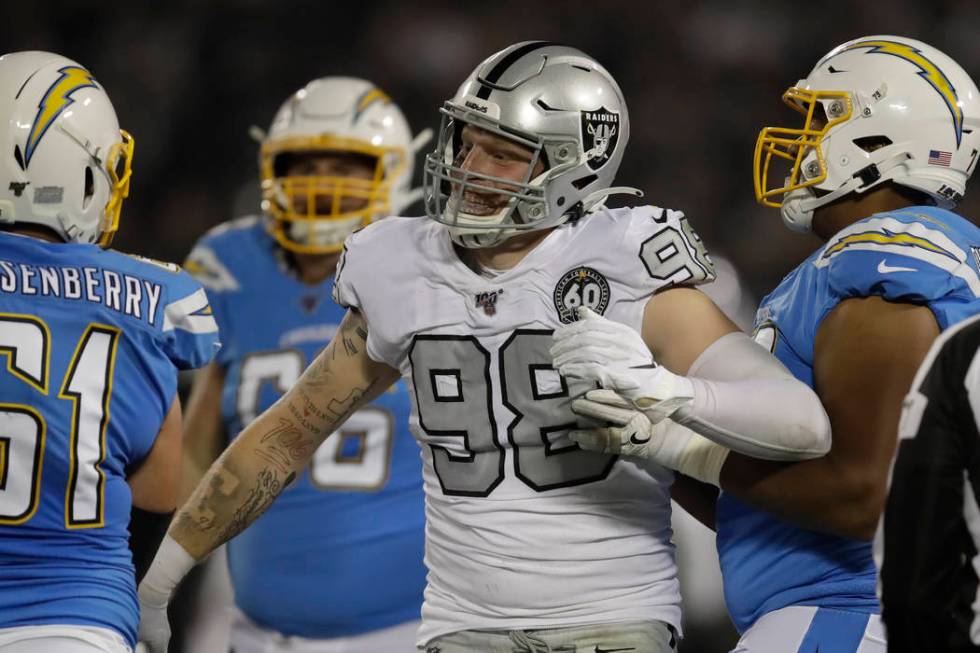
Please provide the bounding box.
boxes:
[581,106,620,170]
[475,290,503,316]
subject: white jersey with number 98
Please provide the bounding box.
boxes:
[333,205,715,645]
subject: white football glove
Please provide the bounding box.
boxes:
[136,583,171,653]
[137,534,197,653]
[550,306,693,421]
[570,389,729,485]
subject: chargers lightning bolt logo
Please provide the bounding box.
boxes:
[842,39,963,146]
[24,66,99,168]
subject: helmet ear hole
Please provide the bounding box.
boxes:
[82,165,95,209]
[13,145,24,171]
[853,135,893,152]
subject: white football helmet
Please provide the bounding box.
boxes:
[754,35,980,232]
[0,51,133,246]
[423,41,640,248]
[259,77,425,254]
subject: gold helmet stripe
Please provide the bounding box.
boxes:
[841,39,963,146]
[25,66,99,167]
[353,88,390,123]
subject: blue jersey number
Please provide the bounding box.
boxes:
[0,313,118,528]
[236,350,395,491]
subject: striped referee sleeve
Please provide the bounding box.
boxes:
[877,313,980,652]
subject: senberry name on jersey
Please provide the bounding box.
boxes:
[0,259,162,325]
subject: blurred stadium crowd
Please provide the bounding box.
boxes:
[9,0,979,298]
[9,2,980,652]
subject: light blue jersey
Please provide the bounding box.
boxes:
[719,206,980,634]
[0,232,219,647]
[186,217,426,639]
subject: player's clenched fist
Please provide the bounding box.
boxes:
[550,305,693,421]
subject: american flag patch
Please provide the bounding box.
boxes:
[929,149,952,166]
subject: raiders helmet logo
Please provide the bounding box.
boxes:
[581,106,620,171]
[553,266,610,324]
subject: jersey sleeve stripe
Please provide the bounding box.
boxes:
[184,245,240,292]
[162,287,219,335]
[822,230,958,260]
[816,216,980,297]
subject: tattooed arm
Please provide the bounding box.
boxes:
[173,308,398,558]
[137,309,399,653]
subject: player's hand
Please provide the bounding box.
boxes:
[569,389,692,462]
[550,306,693,420]
[137,582,171,653]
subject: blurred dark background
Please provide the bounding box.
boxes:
[9,0,980,298]
[15,1,980,651]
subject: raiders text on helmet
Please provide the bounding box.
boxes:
[0,51,133,246]
[754,35,980,232]
[423,41,640,248]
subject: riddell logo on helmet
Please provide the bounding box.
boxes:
[464,101,489,113]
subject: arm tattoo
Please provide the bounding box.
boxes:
[173,458,296,554]
[253,417,317,474]
[336,312,369,360]
[216,467,295,543]
[168,309,390,558]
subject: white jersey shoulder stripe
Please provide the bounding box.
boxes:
[162,287,219,335]
[184,244,240,292]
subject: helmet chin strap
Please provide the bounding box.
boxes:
[580,186,644,213]
[449,186,646,248]
[781,150,911,233]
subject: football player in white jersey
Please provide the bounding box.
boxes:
[136,42,831,653]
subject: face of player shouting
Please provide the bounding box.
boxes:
[450,125,550,268]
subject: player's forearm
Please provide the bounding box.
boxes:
[675,332,831,461]
[167,309,396,559]
[168,403,314,559]
[719,452,883,539]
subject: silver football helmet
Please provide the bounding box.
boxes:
[423,41,639,248]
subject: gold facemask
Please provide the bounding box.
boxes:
[98,129,134,248]
[753,87,852,207]
[259,135,407,254]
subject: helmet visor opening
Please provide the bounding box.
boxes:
[424,103,573,233]
[259,135,407,253]
[753,88,851,208]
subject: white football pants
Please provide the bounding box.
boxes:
[0,625,130,652]
[732,606,885,653]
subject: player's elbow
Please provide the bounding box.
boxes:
[793,398,832,459]
[834,473,887,540]
[772,387,832,461]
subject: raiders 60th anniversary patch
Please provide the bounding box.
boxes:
[553,266,610,323]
